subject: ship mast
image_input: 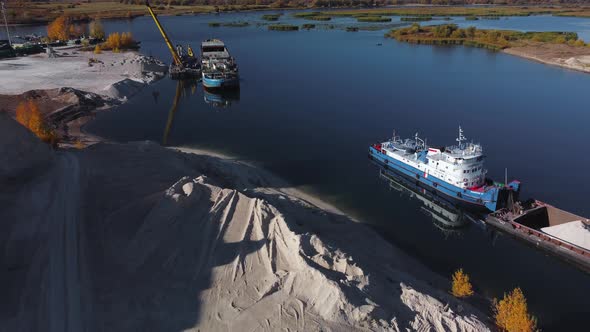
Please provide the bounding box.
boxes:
[456,126,466,149]
[1,2,11,46]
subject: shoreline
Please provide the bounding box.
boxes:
[386,25,590,75]
[504,46,590,74]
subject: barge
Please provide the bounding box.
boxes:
[369,127,520,212]
[487,201,590,273]
[201,39,239,89]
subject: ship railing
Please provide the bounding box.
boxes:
[491,208,590,258]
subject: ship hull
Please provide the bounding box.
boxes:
[202,75,239,89]
[369,146,500,212]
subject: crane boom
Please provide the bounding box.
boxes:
[145,1,182,66]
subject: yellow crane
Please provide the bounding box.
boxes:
[145,1,182,67]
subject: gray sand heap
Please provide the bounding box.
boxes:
[0,115,490,331]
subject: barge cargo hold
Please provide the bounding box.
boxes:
[487,201,590,273]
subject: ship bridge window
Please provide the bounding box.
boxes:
[202,46,225,53]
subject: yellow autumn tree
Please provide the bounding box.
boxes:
[14,100,58,144]
[15,101,30,127]
[94,44,102,54]
[120,32,134,48]
[47,15,70,41]
[493,288,537,332]
[451,268,474,298]
[28,100,43,136]
[106,32,121,49]
[105,31,136,50]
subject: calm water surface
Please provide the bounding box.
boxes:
[13,12,590,330]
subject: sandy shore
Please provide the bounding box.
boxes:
[0,114,492,331]
[504,43,590,74]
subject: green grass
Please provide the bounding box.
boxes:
[465,16,479,21]
[292,11,323,18]
[357,16,392,23]
[326,6,567,18]
[554,10,590,18]
[209,21,249,27]
[224,21,250,27]
[268,24,299,31]
[306,15,331,21]
[400,17,432,22]
[261,14,281,21]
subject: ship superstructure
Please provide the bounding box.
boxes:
[369,127,520,212]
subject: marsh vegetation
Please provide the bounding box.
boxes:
[388,23,587,51]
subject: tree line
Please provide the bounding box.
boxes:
[116,0,590,5]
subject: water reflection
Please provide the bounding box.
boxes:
[375,163,471,236]
[203,88,240,108]
[162,79,198,145]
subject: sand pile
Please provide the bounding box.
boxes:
[0,50,167,99]
[542,221,590,251]
[0,115,490,331]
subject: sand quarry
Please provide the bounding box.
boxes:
[0,50,166,98]
[0,113,492,331]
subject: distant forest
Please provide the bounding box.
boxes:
[22,0,590,5]
[133,0,590,5]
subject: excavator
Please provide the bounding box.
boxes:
[145,1,200,78]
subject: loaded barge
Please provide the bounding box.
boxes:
[486,201,590,273]
[369,127,590,273]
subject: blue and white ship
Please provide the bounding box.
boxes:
[200,39,239,89]
[369,127,520,212]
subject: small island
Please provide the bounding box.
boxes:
[387,24,590,73]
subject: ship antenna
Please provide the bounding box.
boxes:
[456,126,466,149]
[1,2,11,47]
[505,168,508,187]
